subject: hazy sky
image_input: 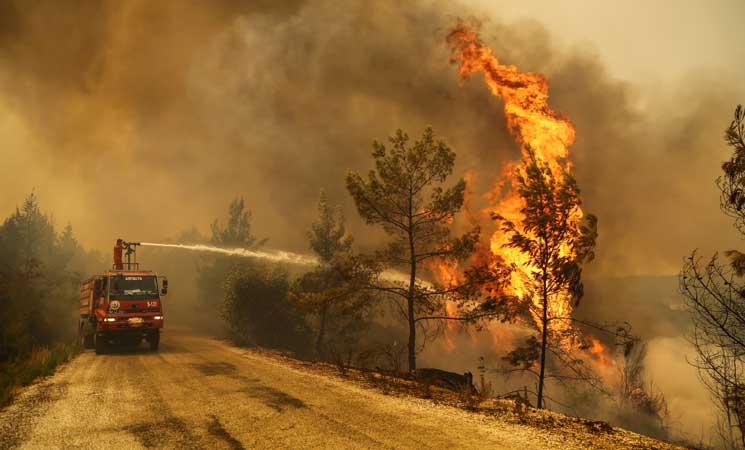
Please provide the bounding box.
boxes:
[469,0,745,85]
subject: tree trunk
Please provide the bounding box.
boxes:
[316,303,329,359]
[537,274,548,409]
[407,230,417,373]
[407,182,417,373]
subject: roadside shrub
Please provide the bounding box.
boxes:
[0,342,79,407]
[222,262,310,355]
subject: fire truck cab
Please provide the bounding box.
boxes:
[78,241,168,354]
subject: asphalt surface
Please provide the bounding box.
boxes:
[0,330,578,450]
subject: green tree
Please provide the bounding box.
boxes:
[292,190,375,359]
[495,150,598,409]
[308,190,352,264]
[210,197,263,248]
[197,197,265,333]
[346,127,478,372]
[0,193,88,357]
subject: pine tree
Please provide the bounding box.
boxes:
[346,127,478,371]
[293,190,371,359]
[496,149,597,409]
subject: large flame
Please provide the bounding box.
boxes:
[436,22,617,380]
[445,22,580,331]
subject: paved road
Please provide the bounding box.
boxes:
[0,330,581,450]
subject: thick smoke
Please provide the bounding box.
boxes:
[0,0,740,277]
[0,0,741,441]
[0,0,737,273]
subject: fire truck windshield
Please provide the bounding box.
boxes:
[108,275,159,299]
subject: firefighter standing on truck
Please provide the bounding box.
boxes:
[114,239,124,270]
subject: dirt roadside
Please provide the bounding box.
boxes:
[0,330,688,450]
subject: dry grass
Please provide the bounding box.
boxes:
[0,342,79,407]
[245,346,691,450]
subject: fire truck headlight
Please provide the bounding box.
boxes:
[154,316,163,320]
[103,317,116,322]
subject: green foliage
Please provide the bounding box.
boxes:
[292,190,373,359]
[222,262,309,354]
[292,255,377,359]
[720,105,745,233]
[308,190,353,264]
[346,127,467,252]
[197,197,265,334]
[0,193,97,359]
[210,197,265,248]
[0,342,79,407]
[346,126,478,371]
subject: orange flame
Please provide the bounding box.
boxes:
[447,23,575,171]
[434,24,618,384]
[445,22,582,332]
[586,337,617,381]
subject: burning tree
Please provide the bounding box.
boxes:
[346,127,479,372]
[496,150,598,409]
[446,22,608,409]
[681,105,745,450]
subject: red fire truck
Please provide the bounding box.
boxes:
[78,240,168,354]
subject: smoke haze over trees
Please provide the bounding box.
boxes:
[681,105,745,450]
[197,197,264,334]
[0,0,742,446]
[0,0,740,279]
[291,190,375,360]
[0,193,102,358]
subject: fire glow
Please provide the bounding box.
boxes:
[446,22,579,330]
[443,23,614,372]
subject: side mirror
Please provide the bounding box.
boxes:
[160,277,168,296]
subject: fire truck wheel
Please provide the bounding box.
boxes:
[148,332,160,351]
[78,325,94,349]
[84,333,94,349]
[94,334,107,355]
